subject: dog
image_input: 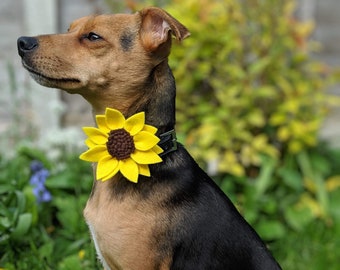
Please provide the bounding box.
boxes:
[18,7,281,270]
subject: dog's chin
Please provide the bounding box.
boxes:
[23,63,82,90]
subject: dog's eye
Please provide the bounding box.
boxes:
[87,32,102,41]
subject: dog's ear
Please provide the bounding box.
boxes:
[139,7,190,52]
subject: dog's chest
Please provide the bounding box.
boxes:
[83,181,165,270]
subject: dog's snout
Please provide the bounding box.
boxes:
[17,36,39,57]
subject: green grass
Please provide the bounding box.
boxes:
[272,220,340,270]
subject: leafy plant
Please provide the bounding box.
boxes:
[270,218,340,270]
[218,144,340,241]
[0,147,100,269]
[165,0,338,176]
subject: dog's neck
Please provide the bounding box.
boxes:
[88,59,176,136]
[135,59,176,135]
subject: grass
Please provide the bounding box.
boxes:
[273,220,340,270]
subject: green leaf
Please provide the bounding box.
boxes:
[297,151,330,215]
[59,255,82,270]
[46,172,76,189]
[248,57,271,75]
[39,241,54,259]
[0,184,14,194]
[0,216,11,228]
[329,188,340,223]
[284,204,314,231]
[278,167,303,191]
[255,155,276,197]
[11,213,32,239]
[255,220,286,240]
[53,197,85,235]
[15,190,26,214]
[262,198,278,215]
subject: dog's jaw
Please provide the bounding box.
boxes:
[22,60,82,89]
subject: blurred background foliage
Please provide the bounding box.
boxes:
[169,0,330,170]
[0,147,101,269]
[1,0,340,269]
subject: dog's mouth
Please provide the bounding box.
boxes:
[22,61,81,85]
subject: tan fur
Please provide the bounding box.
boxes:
[83,157,179,269]
[84,176,169,269]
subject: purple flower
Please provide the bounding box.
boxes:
[30,160,44,173]
[29,161,52,203]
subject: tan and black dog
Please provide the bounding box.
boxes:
[18,7,281,270]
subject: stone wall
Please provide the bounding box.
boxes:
[314,0,340,146]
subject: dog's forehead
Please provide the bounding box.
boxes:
[69,13,139,33]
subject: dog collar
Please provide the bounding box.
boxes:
[158,129,178,156]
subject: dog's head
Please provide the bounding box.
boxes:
[17,7,189,115]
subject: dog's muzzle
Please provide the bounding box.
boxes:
[17,36,39,57]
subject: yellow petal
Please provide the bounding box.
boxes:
[96,115,110,134]
[134,131,160,151]
[119,158,139,183]
[152,145,164,155]
[85,138,96,148]
[82,127,108,145]
[124,112,145,136]
[138,164,151,177]
[105,108,125,130]
[96,156,119,181]
[142,124,158,135]
[101,165,120,181]
[79,145,109,162]
[131,149,162,165]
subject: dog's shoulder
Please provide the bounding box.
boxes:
[152,145,281,269]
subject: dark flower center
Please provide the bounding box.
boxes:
[106,128,135,160]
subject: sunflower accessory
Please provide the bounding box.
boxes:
[79,108,164,183]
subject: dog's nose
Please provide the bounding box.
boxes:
[17,36,39,57]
